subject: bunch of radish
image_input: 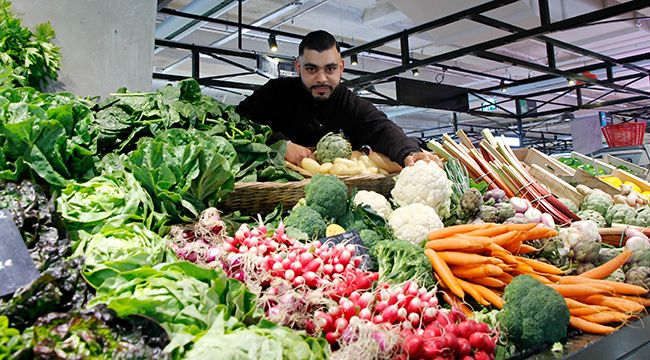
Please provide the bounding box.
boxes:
[399,310,498,360]
[372,281,439,330]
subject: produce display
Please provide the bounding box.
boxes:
[2,4,650,360]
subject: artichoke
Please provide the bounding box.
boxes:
[496,202,516,222]
[479,205,500,223]
[580,191,613,217]
[460,188,483,219]
[314,132,352,163]
[577,210,607,228]
[558,197,579,214]
[631,206,650,227]
[625,266,650,289]
[605,204,637,226]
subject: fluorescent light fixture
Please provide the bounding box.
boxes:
[568,78,576,86]
[268,34,278,52]
[499,79,507,93]
[350,54,358,66]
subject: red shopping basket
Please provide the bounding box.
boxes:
[601,122,646,148]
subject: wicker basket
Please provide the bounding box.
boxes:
[220,174,397,215]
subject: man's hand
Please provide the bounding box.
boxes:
[404,151,443,168]
[285,141,316,165]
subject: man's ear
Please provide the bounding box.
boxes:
[340,58,345,73]
[294,57,301,73]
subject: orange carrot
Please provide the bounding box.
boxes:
[514,256,564,275]
[570,306,612,316]
[495,273,514,284]
[437,252,503,266]
[513,262,535,274]
[425,238,484,252]
[547,284,607,297]
[512,244,539,254]
[543,274,562,283]
[578,294,645,313]
[559,276,648,296]
[579,250,633,279]
[471,283,504,309]
[427,223,493,240]
[570,316,616,335]
[493,231,524,246]
[565,298,591,309]
[470,277,506,288]
[620,295,650,307]
[525,272,553,284]
[465,223,536,237]
[451,265,504,278]
[521,225,558,241]
[581,311,631,324]
[457,278,490,306]
[425,249,464,298]
[441,290,473,317]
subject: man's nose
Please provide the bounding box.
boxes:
[316,70,327,82]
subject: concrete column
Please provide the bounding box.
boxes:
[11,0,155,98]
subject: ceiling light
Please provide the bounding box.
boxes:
[350,54,358,66]
[412,68,419,77]
[562,112,575,122]
[268,34,278,52]
[568,78,576,86]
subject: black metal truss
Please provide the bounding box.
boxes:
[156,0,650,150]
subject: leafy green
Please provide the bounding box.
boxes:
[127,128,236,224]
[86,261,259,354]
[0,86,98,187]
[56,170,156,242]
[185,315,330,360]
[0,0,61,90]
[371,240,436,289]
[0,315,23,360]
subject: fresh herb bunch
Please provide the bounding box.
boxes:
[0,0,61,90]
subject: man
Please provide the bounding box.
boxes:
[236,30,439,167]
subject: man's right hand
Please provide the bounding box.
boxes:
[285,141,316,165]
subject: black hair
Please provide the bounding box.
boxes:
[298,30,340,55]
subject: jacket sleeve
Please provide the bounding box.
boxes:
[345,96,422,166]
[235,81,289,143]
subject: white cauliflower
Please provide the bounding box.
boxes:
[391,160,452,218]
[353,190,392,220]
[388,203,443,244]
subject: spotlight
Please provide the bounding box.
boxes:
[412,68,419,77]
[350,54,358,66]
[268,34,278,52]
[568,78,576,86]
[499,79,507,93]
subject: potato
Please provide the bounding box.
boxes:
[330,163,350,176]
[355,158,367,170]
[378,168,389,175]
[367,167,379,174]
[351,150,363,160]
[346,164,361,176]
[318,162,333,174]
[359,155,377,169]
[301,158,321,175]
[369,152,402,173]
[333,157,358,167]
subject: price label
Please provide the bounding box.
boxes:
[0,209,40,296]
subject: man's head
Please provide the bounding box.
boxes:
[296,30,344,101]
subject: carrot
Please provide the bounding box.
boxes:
[425,249,464,298]
[453,235,494,247]
[512,244,539,254]
[470,277,506,288]
[456,278,490,306]
[620,295,650,307]
[495,273,514,284]
[513,262,535,274]
[581,311,631,324]
[542,274,562,283]
[441,290,473,317]
[559,276,648,296]
[519,225,558,241]
[465,223,536,237]
[425,238,484,252]
[514,256,564,275]
[471,283,504,309]
[492,231,524,246]
[570,306,613,316]
[451,264,504,278]
[525,272,553,284]
[565,298,592,309]
[579,250,633,279]
[547,284,607,297]
[427,223,493,240]
[578,294,645,313]
[570,316,616,335]
[437,251,503,266]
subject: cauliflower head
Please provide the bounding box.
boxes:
[388,203,443,244]
[353,190,392,220]
[391,160,452,218]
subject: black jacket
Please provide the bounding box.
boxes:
[235,77,421,165]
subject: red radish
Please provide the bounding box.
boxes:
[341,299,357,319]
[302,271,318,287]
[356,292,374,309]
[290,261,302,273]
[397,308,408,322]
[315,311,334,332]
[339,250,352,266]
[475,322,490,334]
[474,350,490,360]
[457,338,472,356]
[444,323,459,336]
[422,307,437,324]
[328,306,342,318]
[374,300,388,313]
[407,297,422,314]
[238,245,248,253]
[299,252,313,265]
[292,276,305,286]
[284,269,295,281]
[345,244,356,252]
[372,315,384,324]
[282,258,291,270]
[305,258,322,272]
[382,304,398,323]
[349,291,361,303]
[272,262,283,271]
[456,320,477,340]
[469,332,490,351]
[359,308,372,320]
[335,317,349,331]
[443,332,459,353]
[334,264,344,273]
[325,331,339,344]
[403,334,424,357]
[323,264,334,275]
[422,343,443,359]
[408,313,420,328]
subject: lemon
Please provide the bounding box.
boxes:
[600,176,622,188]
[326,224,346,237]
[642,191,650,200]
[623,181,642,193]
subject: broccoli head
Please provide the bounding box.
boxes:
[284,206,327,239]
[305,174,348,219]
[498,275,570,350]
[359,229,382,249]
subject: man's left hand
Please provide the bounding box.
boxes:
[404,151,443,168]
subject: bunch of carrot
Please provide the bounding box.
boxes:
[424,223,649,335]
[424,223,559,312]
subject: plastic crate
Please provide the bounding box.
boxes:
[601,122,646,148]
